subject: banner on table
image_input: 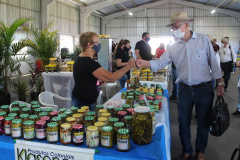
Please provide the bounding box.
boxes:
[14,140,94,160]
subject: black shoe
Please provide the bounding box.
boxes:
[173,153,192,160]
[169,95,177,100]
[232,110,240,116]
[224,88,227,92]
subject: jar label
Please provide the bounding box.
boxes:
[12,127,21,137]
[73,132,83,143]
[36,129,46,139]
[90,135,99,147]
[101,135,110,147]
[117,138,129,150]
[4,125,11,134]
[63,132,71,143]
[24,128,35,139]
[47,131,58,142]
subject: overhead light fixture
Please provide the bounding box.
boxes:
[129,12,133,16]
[211,10,216,13]
[210,0,226,14]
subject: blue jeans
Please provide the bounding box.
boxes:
[178,81,214,154]
[238,87,240,111]
[171,67,178,97]
[119,73,130,89]
[72,95,95,111]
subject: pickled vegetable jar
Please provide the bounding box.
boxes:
[117,128,130,152]
[31,105,40,114]
[58,113,67,123]
[52,117,61,130]
[94,121,104,144]
[34,108,43,115]
[126,96,134,107]
[124,115,132,134]
[113,122,124,144]
[86,126,99,148]
[81,106,89,113]
[106,106,114,117]
[114,107,122,117]
[121,91,127,100]
[35,120,47,140]
[95,105,104,116]
[0,111,7,118]
[12,102,19,109]
[23,120,35,140]
[29,115,39,124]
[135,93,141,102]
[72,124,84,145]
[21,107,30,114]
[148,100,153,105]
[98,109,107,118]
[118,111,127,122]
[49,111,58,119]
[1,105,10,114]
[11,119,22,139]
[60,123,72,145]
[98,117,108,126]
[4,116,14,136]
[66,117,77,127]
[70,107,78,114]
[64,110,73,118]
[40,116,50,124]
[73,114,83,124]
[43,108,53,115]
[77,109,85,115]
[59,108,67,114]
[122,104,130,112]
[39,112,48,118]
[86,111,96,122]
[139,100,146,106]
[47,122,58,143]
[20,114,29,122]
[11,107,20,116]
[101,126,113,148]
[84,116,94,132]
[0,116,4,135]
[101,113,111,123]
[109,117,119,127]
[8,113,18,119]
[31,101,39,107]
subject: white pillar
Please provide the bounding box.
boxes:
[101,20,109,35]
[80,11,90,34]
[41,0,54,29]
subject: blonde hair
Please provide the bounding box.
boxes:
[80,32,98,52]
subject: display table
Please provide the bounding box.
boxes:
[139,80,168,90]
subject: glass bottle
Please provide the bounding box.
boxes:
[35,120,47,140]
[117,128,130,152]
[72,124,84,145]
[11,119,22,139]
[113,122,124,144]
[60,123,72,145]
[23,120,35,141]
[47,122,58,144]
[70,107,78,114]
[84,116,94,133]
[109,117,119,127]
[4,116,14,136]
[86,126,99,148]
[101,126,113,148]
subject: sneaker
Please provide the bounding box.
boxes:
[232,110,240,116]
[169,95,177,100]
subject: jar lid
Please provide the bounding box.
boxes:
[128,93,133,96]
[49,111,58,116]
[87,126,98,131]
[99,109,107,113]
[114,107,122,111]
[148,100,153,102]
[118,128,129,134]
[36,120,46,125]
[98,117,107,122]
[66,117,76,121]
[44,108,53,112]
[73,124,83,129]
[65,110,73,114]
[136,92,141,95]
[0,116,4,120]
[127,108,134,113]
[77,109,85,113]
[85,116,94,121]
[31,101,39,105]
[39,112,48,116]
[73,113,82,118]
[150,109,155,113]
[47,122,58,127]
[148,105,155,109]
[153,101,159,104]
[102,113,110,117]
[94,122,104,127]
[1,105,9,109]
[122,91,127,95]
[12,119,22,124]
[52,117,61,122]
[61,123,71,129]
[87,111,95,116]
[19,104,27,108]
[118,111,127,115]
[107,106,114,109]
[109,117,119,122]
[96,105,104,108]
[22,107,30,111]
[20,114,29,118]
[58,113,67,118]
[12,101,19,105]
[35,108,43,112]
[40,116,50,121]
[127,96,134,99]
[134,106,150,113]
[133,105,140,108]
[59,108,67,112]
[124,115,132,120]
[156,93,162,96]
[32,105,40,108]
[102,126,113,131]
[8,113,17,117]
[70,107,78,111]
[155,108,159,112]
[29,115,39,119]
[5,116,14,121]
[0,111,6,115]
[11,107,19,111]
[122,104,130,108]
[23,120,34,125]
[81,106,89,110]
[114,122,124,127]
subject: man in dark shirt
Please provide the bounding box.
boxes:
[135,32,152,60]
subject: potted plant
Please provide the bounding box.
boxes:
[0,18,32,105]
[28,66,41,100]
[12,78,29,102]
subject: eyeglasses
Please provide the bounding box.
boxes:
[171,24,184,31]
[90,41,100,44]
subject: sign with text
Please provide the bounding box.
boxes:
[14,140,94,160]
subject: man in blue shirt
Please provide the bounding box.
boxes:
[136,12,224,160]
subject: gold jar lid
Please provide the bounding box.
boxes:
[61,123,71,129]
[77,109,86,113]
[94,122,104,127]
[66,117,76,122]
[99,109,107,113]
[87,126,98,131]
[98,117,107,122]
[102,113,110,117]
[73,114,82,118]
[81,106,89,110]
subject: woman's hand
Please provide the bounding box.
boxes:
[136,59,151,68]
[99,80,106,87]
[127,59,136,69]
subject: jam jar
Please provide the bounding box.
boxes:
[72,124,84,145]
[127,108,134,115]
[11,119,22,139]
[98,109,107,118]
[8,113,18,119]
[0,116,4,135]
[58,113,67,123]
[122,104,130,112]
[39,112,48,118]
[0,111,7,118]
[40,116,50,124]
[66,117,77,127]
[11,107,20,116]
[95,105,104,116]
[34,108,43,115]
[20,114,29,122]
[73,114,83,124]
[81,106,89,113]
[86,111,96,122]
[29,115,39,124]
[98,117,108,126]
[114,108,123,117]
[59,108,67,114]
[21,107,31,115]
[84,116,94,133]
[86,126,99,148]
[106,106,114,117]
[101,126,114,148]
[12,101,20,109]
[109,117,119,127]
[49,111,58,119]
[60,123,72,145]
[43,108,53,115]
[117,128,130,152]
[113,122,124,144]
[35,120,47,140]
[47,122,58,144]
[4,116,14,136]
[64,110,73,118]
[124,116,133,134]
[118,111,127,122]
[70,107,78,114]
[23,120,35,141]
[1,105,10,114]
[121,91,127,100]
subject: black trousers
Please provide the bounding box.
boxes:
[220,61,231,89]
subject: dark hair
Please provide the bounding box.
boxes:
[159,43,165,50]
[116,39,124,51]
[142,32,149,38]
[224,37,229,40]
[123,39,130,45]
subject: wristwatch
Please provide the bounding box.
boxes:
[218,82,225,86]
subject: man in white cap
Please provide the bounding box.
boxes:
[136,12,224,160]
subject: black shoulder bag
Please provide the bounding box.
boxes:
[210,96,230,137]
[230,144,240,160]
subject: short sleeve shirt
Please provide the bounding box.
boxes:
[115,48,130,74]
[135,40,152,60]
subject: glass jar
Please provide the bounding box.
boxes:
[43,108,53,115]
[11,107,20,116]
[121,91,127,100]
[59,108,67,114]
[127,108,134,115]
[39,112,48,118]
[118,111,127,122]
[86,126,99,148]
[101,126,113,148]
[1,105,10,115]
[101,113,111,123]
[66,117,77,127]
[117,128,130,152]
[106,106,114,117]
[20,114,29,122]
[31,101,39,106]
[122,104,130,112]
[152,116,156,135]
[109,117,119,127]
[77,108,86,115]
[70,107,78,114]
[0,116,4,135]
[132,106,152,144]
[19,104,27,111]
[0,111,7,118]
[133,104,140,108]
[40,116,50,124]
[72,124,84,145]
[124,116,132,134]
[73,114,83,124]
[86,111,96,122]
[98,117,108,126]
[52,117,61,130]
[113,122,124,144]
[135,93,141,102]
[148,105,155,110]
[11,119,22,139]
[4,116,14,136]
[64,110,73,118]
[153,101,159,110]
[94,121,104,144]
[155,108,159,112]
[21,107,31,115]
[126,96,134,108]
[49,111,58,119]
[47,122,58,144]
[34,108,43,115]
[23,120,35,141]
[98,109,107,118]
[114,108,122,117]
[31,105,40,114]
[148,100,153,105]
[29,115,39,124]
[8,113,18,119]
[35,120,47,140]
[12,101,20,109]
[84,116,94,133]
[58,113,67,124]
[81,106,89,113]
[139,100,146,106]
[60,123,72,145]
[95,105,104,116]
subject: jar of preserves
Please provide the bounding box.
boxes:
[84,116,94,132]
[59,108,67,114]
[60,123,72,145]
[43,108,53,115]
[49,111,58,119]
[127,108,134,115]
[11,107,20,116]
[109,117,119,127]
[8,113,18,119]
[1,105,10,114]
[34,108,43,115]
[21,107,30,115]
[35,120,47,140]
[94,121,104,144]
[114,107,122,117]
[12,101,19,109]
[132,107,152,144]
[52,117,61,130]
[40,116,50,124]
[0,111,7,118]
[23,120,35,141]
[70,107,78,114]
[117,128,130,152]
[29,115,39,124]
[122,104,130,112]
[58,113,67,123]
[81,106,89,113]
[152,116,156,135]
[86,126,99,148]
[4,116,14,136]
[95,105,104,116]
[73,114,83,124]
[20,114,29,122]
[72,124,84,145]
[64,110,73,118]
[11,119,22,139]
[124,115,132,134]
[118,111,127,122]
[39,112,48,118]
[47,122,58,143]
[98,109,107,118]
[139,100,146,106]
[101,126,113,148]
[126,96,134,108]
[121,91,127,100]
[0,116,4,135]
[31,105,40,114]
[101,113,111,123]
[106,106,114,117]
[113,122,124,144]
[86,111,96,122]
[98,117,108,126]
[66,117,77,127]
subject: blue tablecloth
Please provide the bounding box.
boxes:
[0,89,170,160]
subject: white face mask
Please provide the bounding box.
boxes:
[173,28,185,39]
[221,43,224,47]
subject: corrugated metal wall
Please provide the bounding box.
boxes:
[86,14,101,35]
[106,2,240,51]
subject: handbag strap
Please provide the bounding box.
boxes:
[230,145,240,160]
[214,96,221,106]
[229,45,233,62]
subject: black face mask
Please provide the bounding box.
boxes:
[124,46,129,52]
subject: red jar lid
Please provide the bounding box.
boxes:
[49,111,58,116]
[118,111,127,115]
[0,116,4,120]
[127,108,134,113]
[72,124,83,129]
[36,120,46,125]
[40,116,50,121]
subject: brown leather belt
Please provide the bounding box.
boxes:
[180,81,211,89]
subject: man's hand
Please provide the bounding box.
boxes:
[127,59,136,69]
[217,85,224,96]
[135,59,151,68]
[99,80,106,87]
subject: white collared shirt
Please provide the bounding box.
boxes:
[219,44,237,63]
[150,32,222,85]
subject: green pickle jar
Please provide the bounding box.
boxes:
[44,108,53,115]
[34,108,43,115]
[148,100,153,105]
[95,105,104,116]
[12,102,19,109]
[122,104,130,112]
[70,107,78,114]
[58,113,67,123]
[109,117,119,127]
[124,115,132,134]
[114,107,123,117]
[23,120,35,140]
[19,104,27,111]
[20,114,29,122]
[101,126,113,148]
[113,122,124,144]
[121,91,127,100]
[31,105,40,114]
[1,105,10,114]
[86,111,96,122]
[139,101,146,106]
[52,117,61,130]
[39,112,48,118]
[29,115,39,124]
[11,119,22,139]
[135,93,141,102]
[106,106,114,117]
[11,107,20,116]
[64,110,73,118]
[84,116,94,133]
[21,107,31,114]
[47,122,58,144]
[126,96,134,108]
[117,128,130,152]
[59,108,67,114]
[0,111,7,118]
[8,113,18,119]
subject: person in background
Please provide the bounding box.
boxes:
[233,62,240,116]
[135,32,152,60]
[72,32,135,111]
[155,43,165,59]
[167,41,172,50]
[115,39,131,89]
[213,38,217,44]
[219,37,236,92]
[112,41,116,59]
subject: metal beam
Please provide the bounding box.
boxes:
[130,0,136,7]
[112,4,124,11]
[205,0,211,5]
[72,0,88,7]
[224,0,237,8]
[95,10,106,16]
